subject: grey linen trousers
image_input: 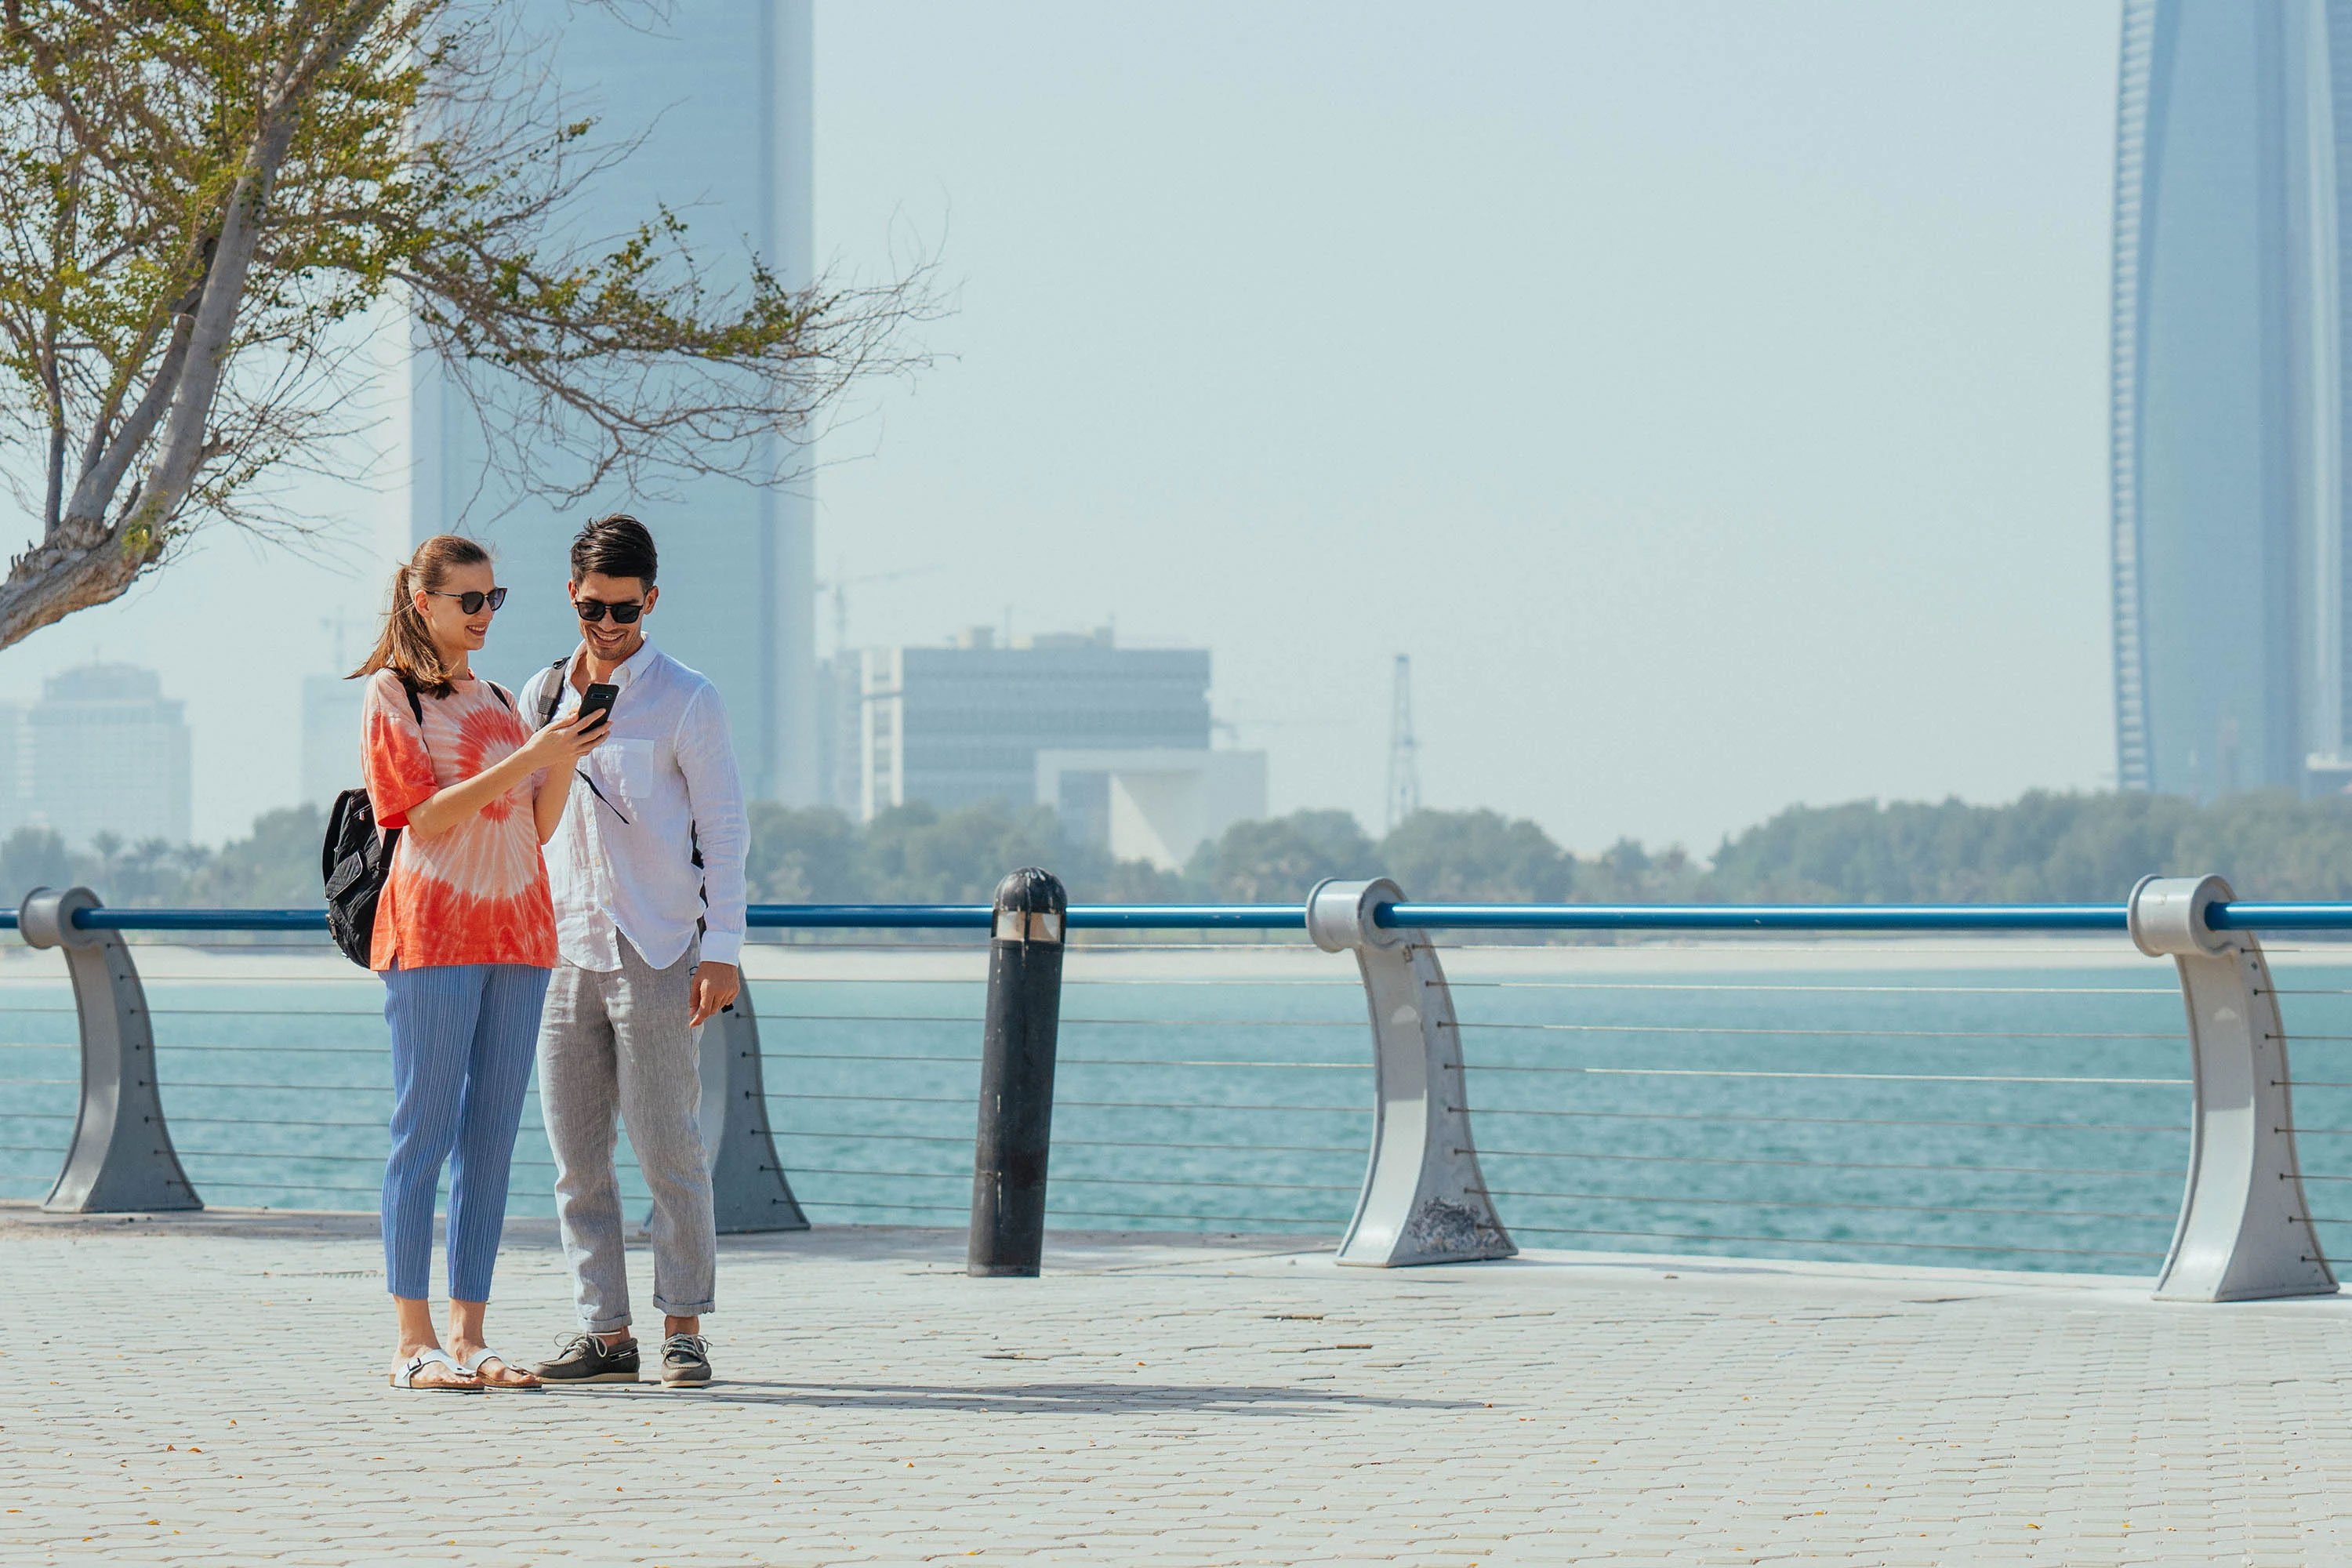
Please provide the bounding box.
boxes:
[538,936,717,1330]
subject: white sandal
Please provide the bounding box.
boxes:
[390,1348,482,1392]
[453,1346,541,1391]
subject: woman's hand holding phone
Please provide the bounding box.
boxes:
[522,706,611,769]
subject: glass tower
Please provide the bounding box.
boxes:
[409,2,818,804]
[2109,0,2352,797]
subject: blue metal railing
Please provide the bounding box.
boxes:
[1377,903,2133,931]
[67,908,327,932]
[23,898,2352,933]
[11,887,2352,1279]
[2207,902,2352,931]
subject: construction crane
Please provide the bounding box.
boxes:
[1386,653,1421,833]
[813,563,938,658]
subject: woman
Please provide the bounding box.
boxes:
[353,534,607,1391]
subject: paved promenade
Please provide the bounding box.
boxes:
[2,1209,2348,1566]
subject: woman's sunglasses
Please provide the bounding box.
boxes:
[572,597,644,625]
[426,587,508,614]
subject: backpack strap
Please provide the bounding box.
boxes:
[397,672,508,727]
[538,656,569,726]
[531,652,631,824]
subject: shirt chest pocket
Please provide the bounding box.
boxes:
[599,738,667,818]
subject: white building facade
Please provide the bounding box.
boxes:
[1033,748,1269,872]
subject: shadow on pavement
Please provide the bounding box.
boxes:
[562,1378,1480,1416]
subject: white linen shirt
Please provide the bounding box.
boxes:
[521,640,749,973]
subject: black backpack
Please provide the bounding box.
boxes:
[321,677,510,968]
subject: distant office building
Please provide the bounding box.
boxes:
[0,702,26,838]
[299,675,366,808]
[25,663,192,848]
[2111,0,2352,796]
[410,0,818,804]
[815,654,865,815]
[856,628,1266,867]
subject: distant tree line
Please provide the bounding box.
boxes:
[753,789,2352,912]
[0,808,328,911]
[9,789,2352,916]
[1701,789,2352,903]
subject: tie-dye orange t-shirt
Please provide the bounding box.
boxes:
[360,670,557,971]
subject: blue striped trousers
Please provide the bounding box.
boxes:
[379,962,552,1301]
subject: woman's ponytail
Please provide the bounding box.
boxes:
[350,534,491,697]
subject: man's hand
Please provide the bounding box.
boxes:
[688,960,741,1028]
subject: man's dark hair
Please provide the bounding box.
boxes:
[571,512,658,586]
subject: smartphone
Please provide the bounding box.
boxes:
[578,683,619,730]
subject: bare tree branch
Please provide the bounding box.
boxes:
[0,0,934,651]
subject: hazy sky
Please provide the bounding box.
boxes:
[0,2,2123,854]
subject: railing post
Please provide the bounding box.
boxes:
[696,984,808,1233]
[1309,877,1513,1266]
[17,886,200,1213]
[968,868,1066,1276]
[2129,874,2336,1301]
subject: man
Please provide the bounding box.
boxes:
[523,513,749,1388]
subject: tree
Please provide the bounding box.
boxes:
[196,804,324,906]
[116,836,185,903]
[1191,809,1377,903]
[744,798,1181,908]
[744,803,864,904]
[0,825,71,903]
[1377,808,1572,902]
[1695,789,2352,904]
[0,2,926,649]
[1091,853,1189,904]
[862,801,1083,904]
[86,829,123,886]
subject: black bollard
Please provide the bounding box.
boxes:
[968,867,1068,1276]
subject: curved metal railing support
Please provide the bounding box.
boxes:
[697,985,808,1234]
[2130,874,2335,1301]
[18,886,200,1213]
[1309,877,1514,1266]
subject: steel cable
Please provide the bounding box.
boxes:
[1504,1223,2162,1261]
[1467,1147,2180,1180]
[1453,1105,2182,1132]
[1456,1064,2187,1087]
[1470,1186,2174,1223]
[1448,1019,2183,1043]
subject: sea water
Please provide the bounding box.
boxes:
[5,938,2351,1279]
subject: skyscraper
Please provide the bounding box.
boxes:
[25,664,192,848]
[0,702,26,839]
[409,2,818,803]
[299,674,365,808]
[2111,0,2352,797]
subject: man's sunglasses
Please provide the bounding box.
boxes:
[572,597,644,625]
[426,587,507,614]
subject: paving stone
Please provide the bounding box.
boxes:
[2,1210,2349,1563]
